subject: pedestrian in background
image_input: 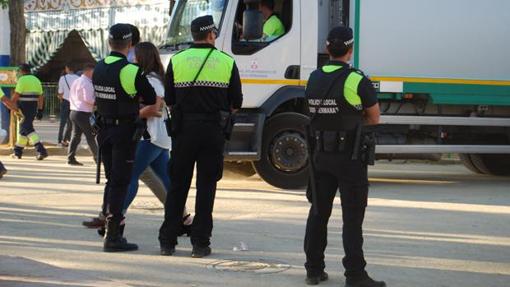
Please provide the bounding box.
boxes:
[67,63,98,166]
[127,24,141,63]
[11,64,48,160]
[0,87,20,178]
[57,62,79,147]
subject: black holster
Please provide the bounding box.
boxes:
[91,112,102,136]
[313,130,347,153]
[169,106,183,136]
[361,132,376,165]
[220,111,235,140]
[132,118,147,142]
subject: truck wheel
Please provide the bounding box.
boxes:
[253,112,309,189]
[469,154,510,176]
[459,154,484,174]
[224,162,257,177]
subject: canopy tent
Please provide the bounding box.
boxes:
[25,1,170,70]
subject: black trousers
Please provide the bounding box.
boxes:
[68,111,98,161]
[304,152,369,280]
[159,121,225,248]
[58,99,72,143]
[97,124,137,217]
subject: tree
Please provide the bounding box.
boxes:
[0,0,26,65]
[7,0,26,65]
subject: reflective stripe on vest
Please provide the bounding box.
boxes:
[104,56,138,97]
[172,48,234,88]
[321,65,363,110]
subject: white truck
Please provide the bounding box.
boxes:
[161,0,510,189]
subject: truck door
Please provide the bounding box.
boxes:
[222,0,301,108]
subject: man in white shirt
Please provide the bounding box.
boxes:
[67,63,98,166]
[57,62,80,146]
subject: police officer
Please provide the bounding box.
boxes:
[303,27,384,287]
[10,64,48,160]
[93,23,156,252]
[159,15,243,258]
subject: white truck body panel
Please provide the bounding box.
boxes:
[357,0,510,81]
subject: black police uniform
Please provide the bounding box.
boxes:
[159,16,243,256]
[304,27,384,287]
[93,24,156,252]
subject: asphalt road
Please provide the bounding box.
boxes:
[0,156,509,287]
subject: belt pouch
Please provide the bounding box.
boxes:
[322,131,346,152]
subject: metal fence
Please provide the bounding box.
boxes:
[42,82,59,119]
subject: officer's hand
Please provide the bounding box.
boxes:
[36,109,43,120]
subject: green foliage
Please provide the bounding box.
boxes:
[0,0,8,9]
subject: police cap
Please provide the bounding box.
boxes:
[191,15,217,34]
[327,26,354,47]
[109,23,133,41]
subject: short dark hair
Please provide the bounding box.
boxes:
[65,61,75,72]
[192,31,210,41]
[327,42,353,58]
[18,63,31,74]
[261,0,275,10]
[109,38,131,51]
[129,24,141,45]
[83,63,96,71]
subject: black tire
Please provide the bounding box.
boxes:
[459,154,484,174]
[469,154,510,176]
[253,112,309,189]
[224,161,257,177]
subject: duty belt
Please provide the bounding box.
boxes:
[18,95,39,102]
[100,117,137,126]
[182,113,219,122]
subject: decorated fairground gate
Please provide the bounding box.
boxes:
[24,0,170,72]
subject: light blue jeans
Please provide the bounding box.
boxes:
[123,140,170,211]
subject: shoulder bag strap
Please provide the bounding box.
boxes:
[63,75,71,90]
[191,48,215,87]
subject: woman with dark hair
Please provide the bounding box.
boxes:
[124,42,192,233]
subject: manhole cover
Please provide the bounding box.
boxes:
[208,259,291,274]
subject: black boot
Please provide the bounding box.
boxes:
[0,162,6,179]
[345,275,386,287]
[191,245,211,258]
[68,158,83,166]
[306,272,329,285]
[35,143,48,161]
[12,146,23,159]
[103,216,138,252]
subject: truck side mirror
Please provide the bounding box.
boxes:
[243,0,263,40]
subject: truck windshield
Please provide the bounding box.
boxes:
[166,0,228,48]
